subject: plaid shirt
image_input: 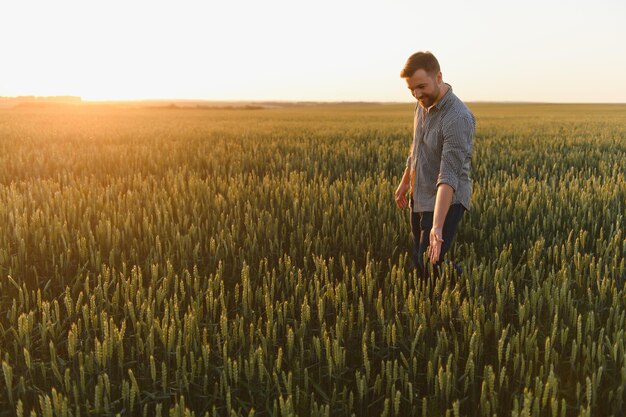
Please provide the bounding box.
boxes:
[406,84,475,212]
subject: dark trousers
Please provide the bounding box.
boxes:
[410,203,465,279]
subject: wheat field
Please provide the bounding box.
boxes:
[0,102,624,416]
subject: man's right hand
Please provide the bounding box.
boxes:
[395,182,410,209]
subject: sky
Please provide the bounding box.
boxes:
[1,0,625,103]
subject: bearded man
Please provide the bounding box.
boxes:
[394,51,475,279]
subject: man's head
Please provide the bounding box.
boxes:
[401,51,444,108]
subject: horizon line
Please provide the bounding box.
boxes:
[1,95,625,106]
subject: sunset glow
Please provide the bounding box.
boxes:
[1,0,625,102]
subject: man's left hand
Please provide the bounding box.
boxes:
[428,227,444,264]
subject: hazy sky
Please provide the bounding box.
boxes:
[1,0,625,102]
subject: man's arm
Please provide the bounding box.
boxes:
[428,115,473,263]
[395,167,411,209]
[428,184,453,263]
[397,105,419,210]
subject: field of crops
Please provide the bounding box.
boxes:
[0,102,624,416]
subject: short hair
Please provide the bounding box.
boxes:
[400,51,440,78]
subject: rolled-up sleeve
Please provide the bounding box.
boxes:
[437,115,473,191]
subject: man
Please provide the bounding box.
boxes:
[394,51,475,279]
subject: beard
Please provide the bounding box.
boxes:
[418,85,440,108]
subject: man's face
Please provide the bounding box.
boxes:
[405,69,442,108]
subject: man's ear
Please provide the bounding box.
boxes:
[437,71,443,84]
